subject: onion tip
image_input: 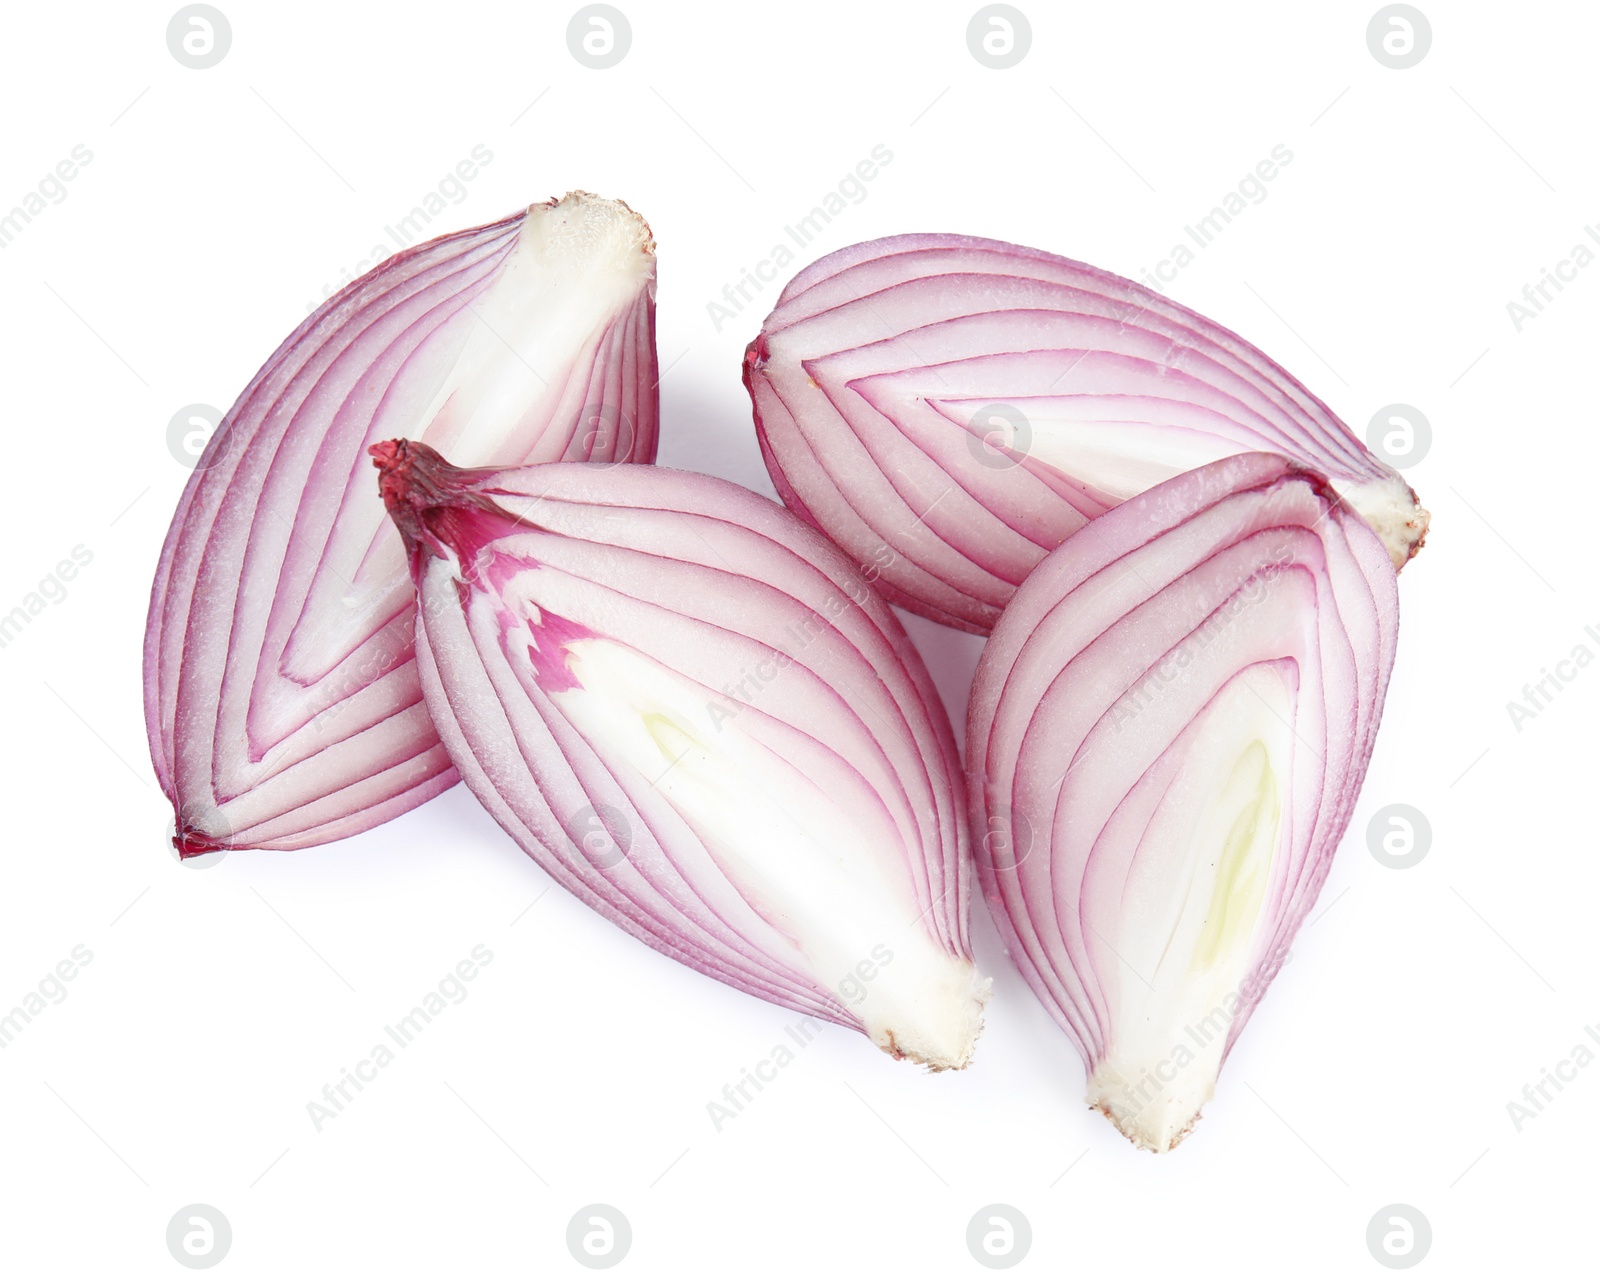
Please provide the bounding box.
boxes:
[370,439,509,574]
[1090,1091,1204,1155]
[174,824,226,860]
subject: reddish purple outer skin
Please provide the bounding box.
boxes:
[371,438,593,696]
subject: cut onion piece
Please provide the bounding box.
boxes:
[745,234,1427,634]
[967,453,1399,1149]
[375,440,987,1069]
[145,193,658,854]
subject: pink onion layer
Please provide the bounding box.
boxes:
[745,234,1426,634]
[967,452,1398,1149]
[376,441,987,1068]
[146,193,657,854]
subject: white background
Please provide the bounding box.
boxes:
[1,0,1594,1269]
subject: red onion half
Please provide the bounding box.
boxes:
[967,453,1398,1149]
[745,234,1426,634]
[146,193,658,854]
[375,441,988,1069]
